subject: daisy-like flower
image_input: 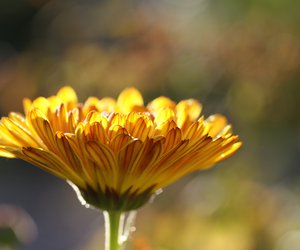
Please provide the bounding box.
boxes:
[0,86,241,250]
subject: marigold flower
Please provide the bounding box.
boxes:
[0,86,241,211]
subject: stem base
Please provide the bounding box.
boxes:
[104,211,136,250]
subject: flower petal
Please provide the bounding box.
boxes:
[147,96,176,114]
[57,86,78,104]
[176,99,202,129]
[28,109,56,151]
[96,98,117,113]
[204,114,228,138]
[154,108,175,127]
[117,87,144,113]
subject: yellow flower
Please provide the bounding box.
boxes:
[0,86,241,211]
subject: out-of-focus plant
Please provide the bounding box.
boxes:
[0,205,37,249]
[127,171,300,250]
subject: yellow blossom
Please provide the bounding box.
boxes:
[0,86,241,211]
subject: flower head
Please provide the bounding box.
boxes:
[0,86,241,211]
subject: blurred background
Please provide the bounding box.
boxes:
[0,0,299,249]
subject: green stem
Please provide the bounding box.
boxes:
[103,210,137,250]
[104,211,122,250]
